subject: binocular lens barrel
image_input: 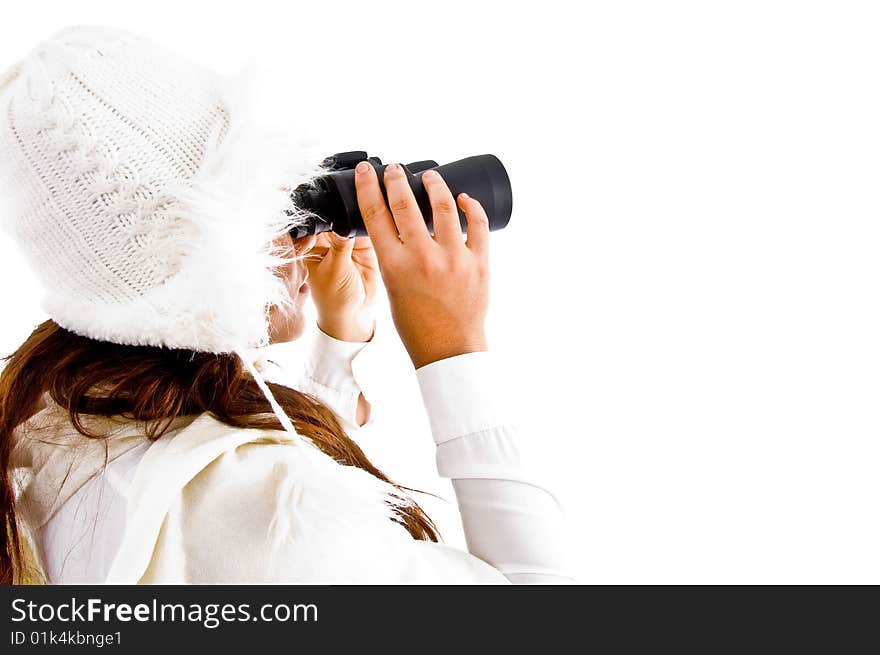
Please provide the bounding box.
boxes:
[290,154,512,239]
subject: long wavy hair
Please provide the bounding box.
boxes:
[0,319,438,584]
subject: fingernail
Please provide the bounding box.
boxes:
[385,162,400,174]
[460,192,469,200]
[356,161,370,174]
[423,169,438,179]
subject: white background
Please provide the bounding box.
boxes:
[2,1,878,583]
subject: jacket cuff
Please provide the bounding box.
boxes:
[415,351,511,445]
[302,325,372,395]
[296,325,376,431]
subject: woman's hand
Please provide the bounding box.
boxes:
[305,233,378,343]
[353,161,490,369]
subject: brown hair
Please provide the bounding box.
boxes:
[0,319,437,584]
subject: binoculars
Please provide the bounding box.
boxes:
[288,151,513,239]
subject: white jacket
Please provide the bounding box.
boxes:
[11,328,571,584]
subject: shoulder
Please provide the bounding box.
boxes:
[182,425,405,544]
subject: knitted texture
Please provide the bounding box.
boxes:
[0,26,322,353]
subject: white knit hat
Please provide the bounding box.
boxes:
[0,26,321,356]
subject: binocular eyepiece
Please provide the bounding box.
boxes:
[289,151,513,239]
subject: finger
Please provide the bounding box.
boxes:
[322,231,356,274]
[313,232,332,250]
[302,235,328,272]
[354,161,400,255]
[355,257,380,301]
[352,245,379,289]
[422,169,463,248]
[292,234,317,257]
[352,237,377,264]
[352,235,372,249]
[303,249,325,272]
[383,163,432,246]
[458,193,490,257]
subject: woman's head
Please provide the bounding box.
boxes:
[0,26,324,356]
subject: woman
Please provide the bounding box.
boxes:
[0,27,570,584]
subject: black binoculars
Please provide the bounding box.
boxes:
[288,151,513,239]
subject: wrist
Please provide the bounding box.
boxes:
[316,313,375,343]
[409,333,488,370]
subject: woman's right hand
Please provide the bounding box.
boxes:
[353,161,490,369]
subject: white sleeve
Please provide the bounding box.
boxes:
[258,325,375,434]
[416,352,575,584]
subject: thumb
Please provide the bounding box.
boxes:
[323,232,355,273]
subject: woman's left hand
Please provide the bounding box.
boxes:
[305,233,378,343]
